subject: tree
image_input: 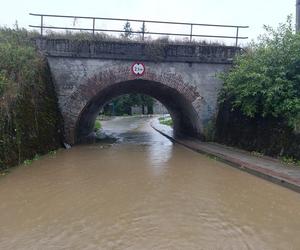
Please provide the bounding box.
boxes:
[219,16,300,131]
[121,21,133,39]
[140,94,154,114]
[103,94,154,115]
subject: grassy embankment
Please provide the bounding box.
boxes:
[0,27,62,172]
[158,116,173,126]
[94,120,102,131]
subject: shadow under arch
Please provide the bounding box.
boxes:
[75,79,202,143]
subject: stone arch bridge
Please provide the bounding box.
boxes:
[35,38,240,145]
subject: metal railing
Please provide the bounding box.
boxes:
[29,13,249,46]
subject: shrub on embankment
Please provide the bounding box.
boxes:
[0,27,62,170]
[216,17,300,161]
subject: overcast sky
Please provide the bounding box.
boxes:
[0,0,296,44]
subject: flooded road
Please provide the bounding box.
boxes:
[1,116,300,250]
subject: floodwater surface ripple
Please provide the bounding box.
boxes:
[0,117,300,250]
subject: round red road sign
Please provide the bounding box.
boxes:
[131,62,145,76]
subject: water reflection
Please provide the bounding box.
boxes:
[102,116,173,174]
[146,126,173,175]
[0,116,300,250]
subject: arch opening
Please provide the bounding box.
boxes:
[75,79,202,143]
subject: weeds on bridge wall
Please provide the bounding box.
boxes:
[39,28,226,46]
[0,27,62,170]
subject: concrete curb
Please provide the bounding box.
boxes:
[151,122,300,193]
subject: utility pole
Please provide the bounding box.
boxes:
[297,0,300,32]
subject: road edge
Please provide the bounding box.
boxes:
[150,121,300,193]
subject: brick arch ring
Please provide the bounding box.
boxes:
[61,65,206,144]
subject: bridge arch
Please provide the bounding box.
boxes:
[62,66,206,144]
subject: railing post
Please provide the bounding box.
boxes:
[40,15,43,36]
[142,21,145,41]
[92,18,95,36]
[28,14,249,44]
[190,24,193,42]
[235,27,239,47]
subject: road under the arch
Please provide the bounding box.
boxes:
[75,79,202,144]
[0,116,300,249]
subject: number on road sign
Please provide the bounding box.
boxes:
[131,62,145,76]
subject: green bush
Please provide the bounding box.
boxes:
[216,17,300,160]
[220,17,300,131]
[94,120,102,131]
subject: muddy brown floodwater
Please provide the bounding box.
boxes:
[1,116,300,250]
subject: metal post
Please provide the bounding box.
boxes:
[297,0,300,32]
[92,18,95,36]
[235,27,239,47]
[142,21,145,40]
[190,24,193,42]
[40,15,43,36]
